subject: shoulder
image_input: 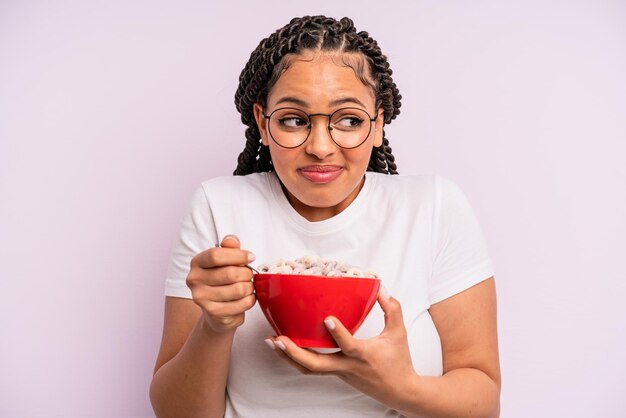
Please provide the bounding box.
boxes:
[199,172,272,190]
[368,172,434,189]
[182,173,276,213]
[367,173,469,211]
[197,172,274,200]
[367,172,439,202]
[374,173,466,197]
[431,176,475,213]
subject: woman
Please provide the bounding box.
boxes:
[150,15,501,418]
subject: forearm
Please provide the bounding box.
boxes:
[397,368,500,418]
[150,317,234,418]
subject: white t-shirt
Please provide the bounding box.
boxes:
[164,172,494,418]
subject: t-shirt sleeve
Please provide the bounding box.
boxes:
[164,184,218,299]
[429,176,495,305]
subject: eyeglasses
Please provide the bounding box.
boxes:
[262,107,378,149]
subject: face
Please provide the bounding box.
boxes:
[253,52,384,222]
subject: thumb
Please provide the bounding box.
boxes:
[220,234,241,249]
[378,286,405,334]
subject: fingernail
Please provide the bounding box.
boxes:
[223,234,239,244]
[275,340,286,351]
[264,339,275,350]
[248,252,256,263]
[380,285,391,300]
[324,318,336,330]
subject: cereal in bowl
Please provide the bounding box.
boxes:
[257,255,377,278]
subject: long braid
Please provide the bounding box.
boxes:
[234,15,402,175]
[369,130,398,174]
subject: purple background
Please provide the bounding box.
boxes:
[1,1,625,416]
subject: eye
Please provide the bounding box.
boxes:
[333,115,364,129]
[277,116,309,128]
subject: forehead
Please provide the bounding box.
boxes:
[266,53,376,109]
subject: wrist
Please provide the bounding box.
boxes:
[200,313,239,338]
[391,372,428,417]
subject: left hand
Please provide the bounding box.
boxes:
[267,289,419,407]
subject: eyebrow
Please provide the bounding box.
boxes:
[274,96,368,109]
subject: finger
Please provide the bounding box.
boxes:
[206,281,254,302]
[193,247,254,269]
[272,336,346,375]
[220,234,240,249]
[200,293,256,317]
[219,235,257,266]
[266,340,312,375]
[323,316,362,358]
[187,265,253,287]
[378,287,405,334]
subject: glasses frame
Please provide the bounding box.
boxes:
[262,106,378,150]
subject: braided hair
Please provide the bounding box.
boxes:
[233,15,402,175]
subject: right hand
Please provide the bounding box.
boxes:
[186,234,256,334]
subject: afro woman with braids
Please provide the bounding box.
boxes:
[151,16,500,418]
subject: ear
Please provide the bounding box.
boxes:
[373,107,384,148]
[253,103,270,146]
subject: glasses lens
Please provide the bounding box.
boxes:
[268,108,310,148]
[329,108,372,148]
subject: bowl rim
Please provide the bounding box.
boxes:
[253,273,380,282]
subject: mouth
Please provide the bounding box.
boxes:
[298,165,343,183]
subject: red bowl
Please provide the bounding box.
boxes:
[253,274,380,348]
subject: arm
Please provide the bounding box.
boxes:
[149,298,235,418]
[149,235,256,418]
[399,276,501,417]
[268,277,500,418]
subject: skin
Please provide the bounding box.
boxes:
[149,51,501,418]
[252,52,384,222]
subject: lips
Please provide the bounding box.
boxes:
[299,165,343,183]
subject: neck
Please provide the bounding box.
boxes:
[280,176,365,222]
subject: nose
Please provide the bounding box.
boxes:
[304,115,337,159]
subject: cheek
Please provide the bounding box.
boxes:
[267,147,293,173]
[345,147,373,168]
